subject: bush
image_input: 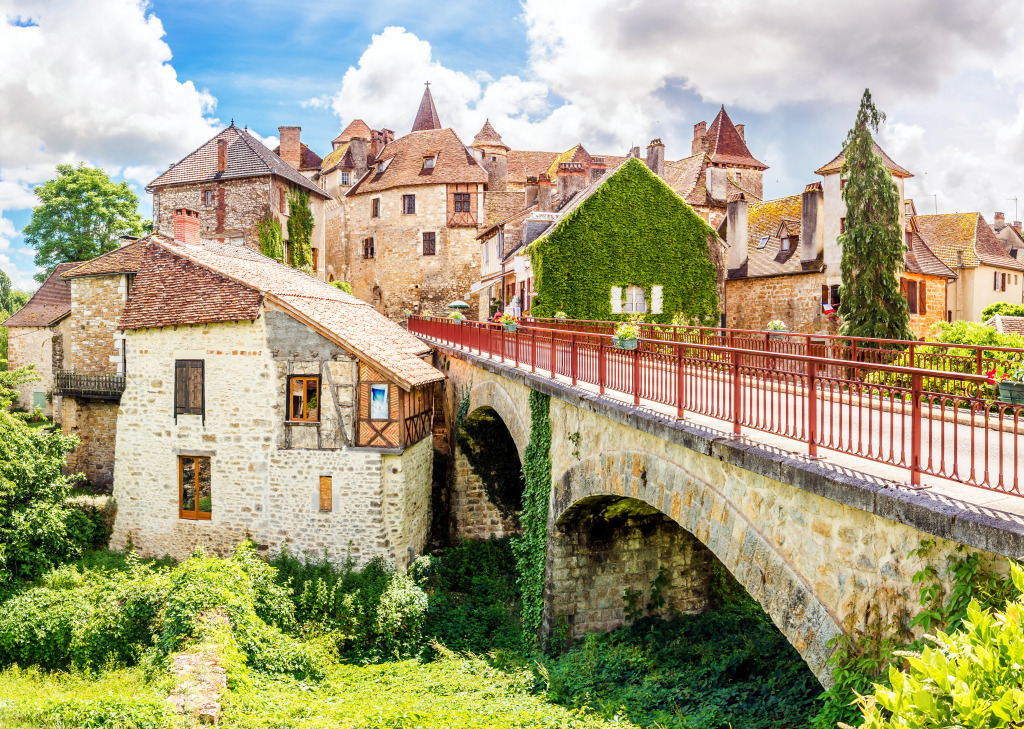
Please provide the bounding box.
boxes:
[981,301,1024,320]
[330,280,354,294]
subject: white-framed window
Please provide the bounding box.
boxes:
[781,234,790,252]
[623,285,647,314]
[341,172,351,185]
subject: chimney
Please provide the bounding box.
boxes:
[525,176,539,208]
[801,182,824,264]
[348,136,369,179]
[371,128,395,159]
[590,157,607,183]
[726,193,748,272]
[692,121,707,155]
[1015,221,1022,235]
[645,139,665,178]
[173,209,201,246]
[995,211,1005,226]
[217,138,227,173]
[537,173,552,213]
[735,124,745,141]
[557,163,588,203]
[278,125,302,169]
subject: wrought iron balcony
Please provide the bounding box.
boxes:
[54,370,126,401]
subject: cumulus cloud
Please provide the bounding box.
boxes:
[0,0,219,288]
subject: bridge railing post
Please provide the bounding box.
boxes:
[676,343,684,419]
[598,337,606,394]
[550,331,557,380]
[514,328,519,368]
[632,346,641,405]
[531,329,537,373]
[570,333,577,386]
[911,372,923,486]
[731,348,742,435]
[807,359,818,457]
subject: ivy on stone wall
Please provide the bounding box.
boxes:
[529,158,720,325]
[511,389,552,641]
[287,190,314,272]
[257,216,284,263]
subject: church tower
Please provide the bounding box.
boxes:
[411,82,442,132]
[471,119,510,191]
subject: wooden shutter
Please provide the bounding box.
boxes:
[174,360,205,421]
[319,476,332,512]
[918,281,927,315]
[175,361,187,419]
[906,280,917,314]
[821,285,829,304]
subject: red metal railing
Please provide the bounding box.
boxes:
[410,316,1024,495]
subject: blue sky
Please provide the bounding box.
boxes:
[2,0,1024,291]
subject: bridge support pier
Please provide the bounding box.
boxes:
[543,495,712,647]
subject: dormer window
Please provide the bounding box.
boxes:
[781,235,790,252]
[423,155,436,170]
[377,157,392,173]
[341,172,351,185]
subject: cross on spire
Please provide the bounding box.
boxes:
[411,80,442,132]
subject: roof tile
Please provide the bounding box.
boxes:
[346,128,487,196]
[1,262,79,327]
[815,141,912,178]
[704,107,767,170]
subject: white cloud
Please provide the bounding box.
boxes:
[0,0,220,288]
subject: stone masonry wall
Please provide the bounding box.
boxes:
[110,316,429,567]
[725,273,827,334]
[903,271,947,340]
[451,443,520,540]
[5,324,53,413]
[61,399,119,488]
[154,179,272,250]
[68,275,126,372]
[546,507,711,641]
[336,183,484,320]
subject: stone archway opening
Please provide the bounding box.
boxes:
[545,495,716,644]
[452,405,525,539]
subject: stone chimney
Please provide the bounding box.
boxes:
[278,126,301,169]
[726,194,748,272]
[371,129,394,159]
[173,209,201,246]
[706,167,728,204]
[995,211,1005,227]
[557,163,588,203]
[590,158,607,183]
[735,124,745,141]
[692,121,708,155]
[645,139,665,178]
[348,136,369,179]
[1015,221,1023,235]
[629,146,641,159]
[537,174,552,212]
[525,176,539,208]
[217,138,227,173]
[801,182,824,264]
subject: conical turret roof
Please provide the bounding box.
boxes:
[472,119,508,150]
[705,106,767,170]
[411,82,442,132]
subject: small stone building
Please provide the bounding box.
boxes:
[0,262,78,416]
[108,226,443,566]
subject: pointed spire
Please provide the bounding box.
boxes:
[471,119,508,150]
[704,106,767,170]
[411,81,442,132]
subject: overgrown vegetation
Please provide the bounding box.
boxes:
[529,158,720,325]
[257,216,284,263]
[981,301,1024,320]
[330,280,353,294]
[286,190,314,272]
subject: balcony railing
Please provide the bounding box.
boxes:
[54,370,126,401]
[447,211,478,227]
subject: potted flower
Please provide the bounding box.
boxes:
[403,308,412,319]
[449,311,465,324]
[613,320,640,350]
[992,364,1024,405]
[499,312,519,333]
[554,310,568,321]
[765,319,788,340]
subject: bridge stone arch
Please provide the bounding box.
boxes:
[468,379,529,463]
[544,449,844,685]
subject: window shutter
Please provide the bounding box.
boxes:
[918,281,927,315]
[651,285,663,315]
[610,286,622,314]
[821,285,829,304]
[319,476,332,512]
[174,360,187,420]
[996,271,1000,290]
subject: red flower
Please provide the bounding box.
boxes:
[987,367,999,385]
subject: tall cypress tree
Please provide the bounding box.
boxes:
[838,90,913,344]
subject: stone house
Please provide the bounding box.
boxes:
[148,123,331,278]
[108,222,444,566]
[915,212,1024,321]
[0,262,78,416]
[985,314,1024,335]
[991,211,1024,262]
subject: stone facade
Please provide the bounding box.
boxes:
[153,178,327,279]
[342,183,484,319]
[902,271,947,336]
[61,399,118,487]
[110,312,432,568]
[438,350,1013,685]
[451,444,520,540]
[725,274,827,333]
[5,324,55,414]
[67,275,127,373]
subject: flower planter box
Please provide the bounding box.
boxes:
[613,337,638,350]
[504,323,519,333]
[998,381,1024,405]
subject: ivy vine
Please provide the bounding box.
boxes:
[257,216,284,263]
[287,189,314,272]
[511,389,552,642]
[528,158,720,325]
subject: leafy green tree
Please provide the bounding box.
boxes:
[330,281,353,294]
[838,90,913,343]
[981,301,1024,320]
[23,163,143,282]
[286,190,314,272]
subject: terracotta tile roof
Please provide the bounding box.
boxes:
[663,154,708,206]
[271,142,323,172]
[916,213,1024,271]
[507,150,560,184]
[728,194,821,278]
[705,107,767,170]
[62,238,156,278]
[985,315,1024,335]
[1,262,79,327]
[906,232,957,278]
[346,128,487,197]
[318,142,352,174]
[411,84,442,132]
[814,141,912,178]
[119,238,442,388]
[472,120,509,150]
[148,124,329,199]
[486,191,528,225]
[334,119,372,144]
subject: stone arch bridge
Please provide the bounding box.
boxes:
[433,344,1024,685]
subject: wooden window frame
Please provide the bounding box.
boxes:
[422,232,436,256]
[840,218,846,234]
[371,198,380,218]
[402,194,416,215]
[454,192,471,213]
[179,455,212,521]
[312,247,319,272]
[319,475,333,512]
[203,189,214,206]
[287,375,321,423]
[363,237,375,259]
[174,359,205,423]
[341,172,351,185]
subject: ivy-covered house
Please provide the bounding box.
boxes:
[523,158,722,324]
